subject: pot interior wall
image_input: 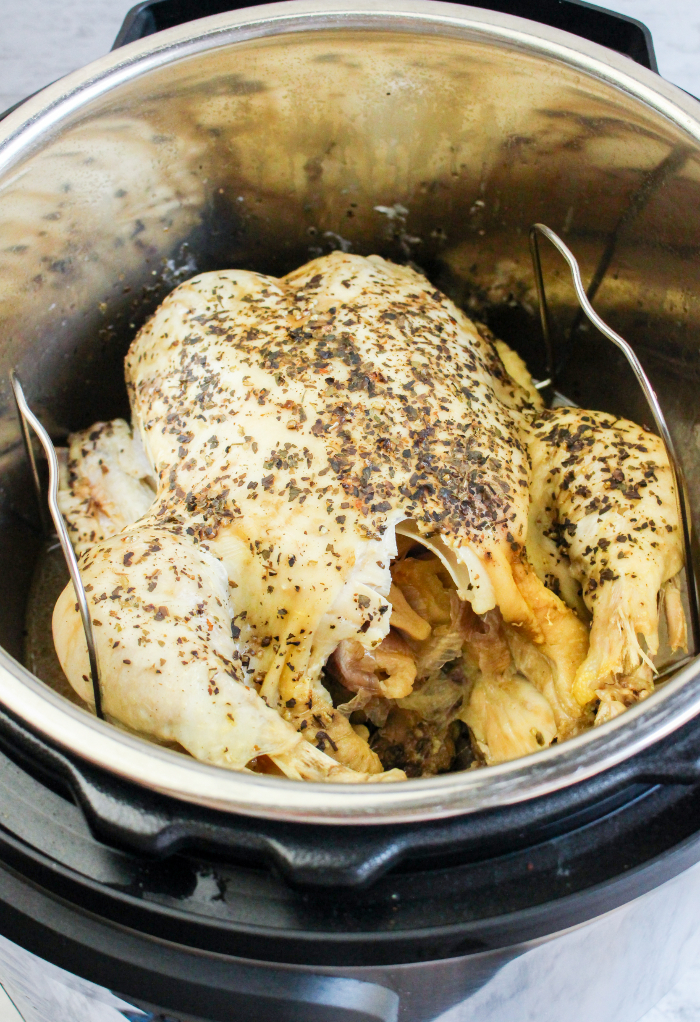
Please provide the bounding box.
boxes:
[1,25,700,673]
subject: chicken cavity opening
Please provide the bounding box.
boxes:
[325,536,478,776]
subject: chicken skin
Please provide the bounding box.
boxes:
[526,408,686,717]
[57,419,156,554]
[52,253,687,777]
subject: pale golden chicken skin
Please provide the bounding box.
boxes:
[57,419,156,553]
[53,522,399,781]
[526,407,686,710]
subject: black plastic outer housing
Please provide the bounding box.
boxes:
[3,717,700,1020]
[5,701,700,889]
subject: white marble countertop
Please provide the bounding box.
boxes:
[1,2,700,1021]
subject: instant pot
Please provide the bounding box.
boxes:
[3,1,700,1019]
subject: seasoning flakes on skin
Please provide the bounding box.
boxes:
[56,418,157,553]
[131,253,539,627]
[526,407,686,709]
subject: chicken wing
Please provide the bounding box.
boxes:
[57,419,156,553]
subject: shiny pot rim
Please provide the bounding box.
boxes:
[2,0,700,825]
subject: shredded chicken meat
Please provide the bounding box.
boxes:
[51,252,687,779]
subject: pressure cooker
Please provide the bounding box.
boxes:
[2,1,700,1019]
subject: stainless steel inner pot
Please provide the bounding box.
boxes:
[2,0,700,824]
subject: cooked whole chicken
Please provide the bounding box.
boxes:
[52,252,687,779]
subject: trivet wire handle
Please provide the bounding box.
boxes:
[10,371,103,719]
[529,223,699,653]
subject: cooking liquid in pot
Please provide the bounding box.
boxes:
[24,543,80,708]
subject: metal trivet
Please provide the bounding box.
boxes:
[529,223,700,665]
[10,371,103,718]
